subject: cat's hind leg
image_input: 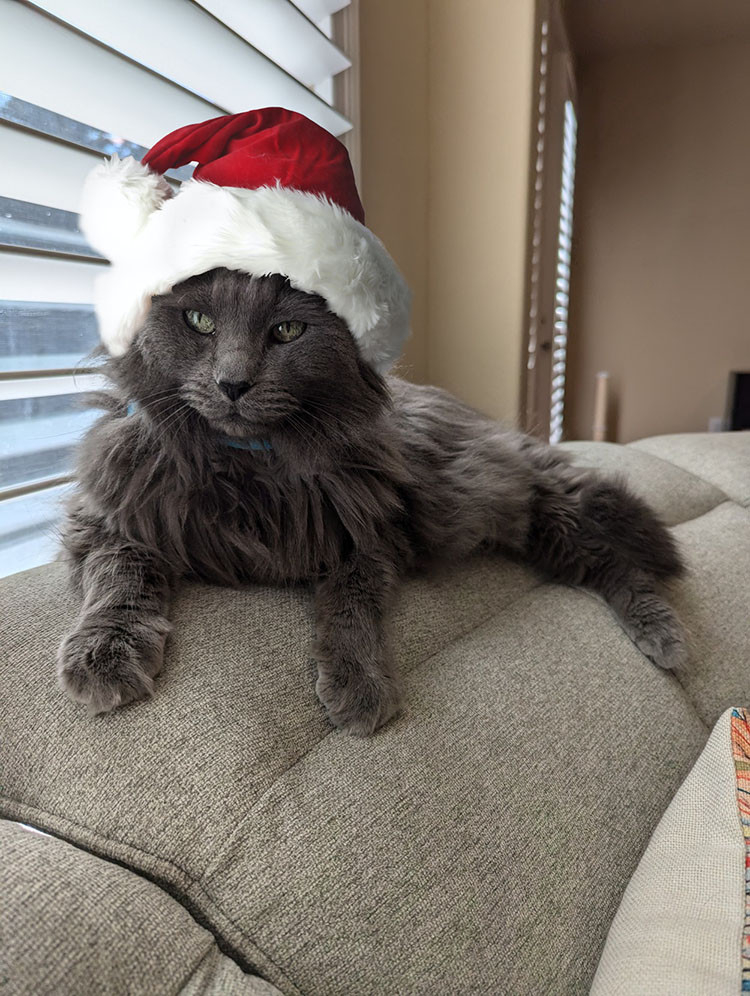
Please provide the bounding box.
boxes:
[596,567,687,671]
[525,470,687,671]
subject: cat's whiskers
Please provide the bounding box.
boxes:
[297,404,351,441]
[285,412,327,461]
[135,397,185,421]
[136,386,178,400]
[302,395,356,426]
[149,402,193,447]
[167,406,196,446]
[154,400,191,429]
[131,387,181,407]
[130,401,189,456]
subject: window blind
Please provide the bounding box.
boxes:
[522,0,577,444]
[0,0,355,578]
[549,99,577,445]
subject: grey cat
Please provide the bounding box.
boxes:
[58,268,686,736]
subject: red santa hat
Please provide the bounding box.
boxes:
[79,108,411,372]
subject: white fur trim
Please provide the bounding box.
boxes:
[79,155,172,261]
[78,156,411,372]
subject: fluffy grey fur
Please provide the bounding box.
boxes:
[58,269,686,735]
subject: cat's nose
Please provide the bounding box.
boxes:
[218,380,252,402]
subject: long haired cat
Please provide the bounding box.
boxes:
[58,268,686,736]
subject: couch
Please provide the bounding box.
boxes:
[2,432,749,995]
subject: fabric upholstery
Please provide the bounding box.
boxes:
[669,503,750,726]
[0,819,280,995]
[559,440,727,526]
[566,437,750,727]
[1,432,748,994]
[590,708,745,996]
[197,588,706,996]
[630,432,750,508]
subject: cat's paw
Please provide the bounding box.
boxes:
[621,594,688,672]
[634,625,688,672]
[57,614,170,714]
[316,662,401,737]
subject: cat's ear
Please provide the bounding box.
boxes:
[79,155,172,262]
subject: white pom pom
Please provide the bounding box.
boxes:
[78,154,172,261]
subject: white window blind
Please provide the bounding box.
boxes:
[522,0,577,444]
[549,100,577,445]
[0,0,357,578]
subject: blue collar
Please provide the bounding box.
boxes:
[223,436,273,452]
[126,401,272,452]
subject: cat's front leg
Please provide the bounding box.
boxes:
[57,529,173,713]
[314,549,401,737]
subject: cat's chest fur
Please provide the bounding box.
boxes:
[180,468,340,584]
[178,459,372,585]
[81,412,409,587]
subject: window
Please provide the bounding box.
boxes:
[522,0,577,444]
[0,0,358,578]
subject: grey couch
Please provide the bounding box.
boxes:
[2,432,749,995]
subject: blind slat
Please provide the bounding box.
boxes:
[2,410,97,461]
[0,114,190,216]
[0,395,96,501]
[21,0,352,137]
[0,482,70,540]
[0,124,101,214]
[0,481,72,579]
[0,195,101,260]
[1,444,77,492]
[292,0,349,22]
[0,373,107,402]
[0,0,222,149]
[0,254,99,304]
[0,302,99,374]
[0,92,194,181]
[195,0,350,91]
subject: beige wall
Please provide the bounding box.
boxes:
[426,0,535,422]
[360,0,535,421]
[359,0,429,383]
[566,40,750,442]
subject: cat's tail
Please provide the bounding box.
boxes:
[525,469,687,671]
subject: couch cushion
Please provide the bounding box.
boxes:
[3,433,748,993]
[629,432,750,508]
[670,502,750,726]
[560,440,727,526]
[196,588,707,996]
[0,819,280,995]
[0,555,537,890]
[0,565,707,994]
[565,437,750,728]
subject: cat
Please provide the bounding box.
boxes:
[57,267,686,736]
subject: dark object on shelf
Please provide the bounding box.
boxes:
[727,372,750,431]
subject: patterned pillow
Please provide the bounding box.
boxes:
[591,707,750,995]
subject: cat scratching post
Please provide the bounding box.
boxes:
[592,372,609,442]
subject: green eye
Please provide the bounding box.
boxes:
[184,310,216,335]
[272,320,306,343]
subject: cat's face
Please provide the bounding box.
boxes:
[118,268,387,440]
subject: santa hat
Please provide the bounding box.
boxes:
[79,108,411,372]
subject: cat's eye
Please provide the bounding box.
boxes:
[272,321,306,343]
[184,310,216,335]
